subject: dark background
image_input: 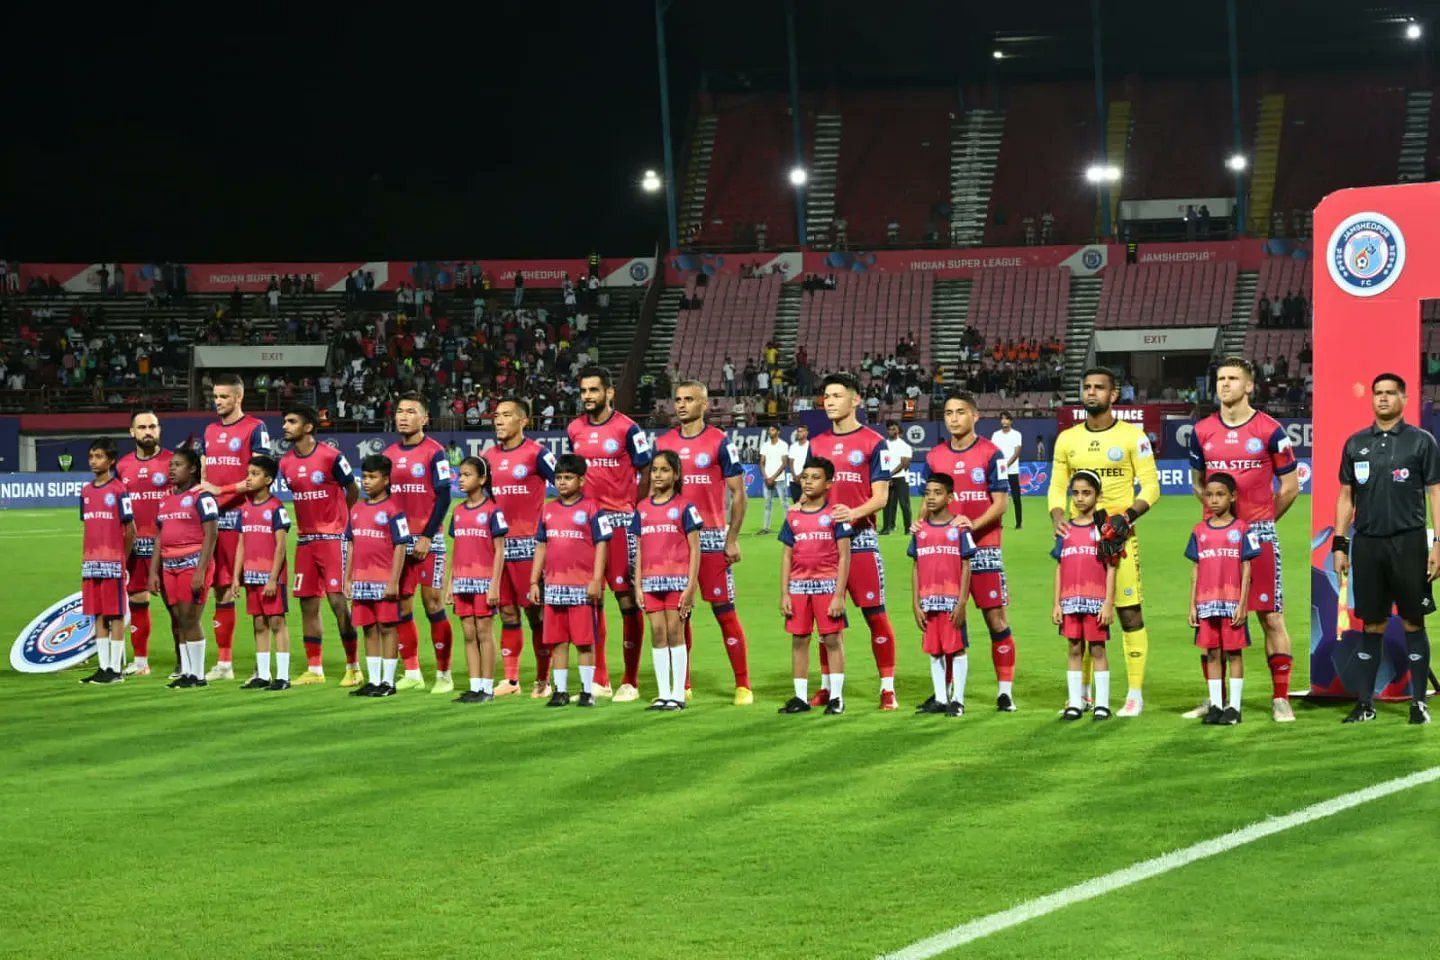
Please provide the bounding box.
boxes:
[2,0,1434,260]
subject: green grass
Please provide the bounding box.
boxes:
[1,495,1436,959]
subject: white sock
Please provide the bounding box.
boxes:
[404,668,423,681]
[951,654,969,705]
[670,645,688,701]
[1229,677,1244,712]
[470,677,484,693]
[1095,671,1111,710]
[256,651,271,681]
[346,659,359,670]
[1127,687,1144,703]
[998,679,1013,697]
[793,677,808,700]
[276,651,290,678]
[579,665,595,694]
[307,664,324,676]
[177,642,192,677]
[381,658,397,685]
[480,677,493,694]
[367,656,382,682]
[929,655,948,703]
[218,658,232,668]
[831,672,845,702]
[97,638,112,671]
[820,672,831,693]
[1066,670,1083,708]
[554,668,569,693]
[134,655,149,669]
[1082,682,1093,701]
[436,669,451,680]
[1207,677,1223,706]
[653,648,672,701]
[186,640,205,678]
[880,675,895,693]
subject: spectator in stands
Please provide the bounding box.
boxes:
[887,217,899,244]
[756,366,770,396]
[732,397,747,428]
[1120,379,1136,403]
[742,358,757,394]
[1256,294,1271,327]
[833,216,848,250]
[513,271,525,308]
[755,221,768,252]
[1299,341,1312,367]
[1198,203,1211,238]
[1040,211,1054,244]
[1275,355,1290,379]
[1023,215,1036,246]
[1270,295,1283,327]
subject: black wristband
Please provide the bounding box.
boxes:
[1332,535,1350,554]
[1124,507,1139,524]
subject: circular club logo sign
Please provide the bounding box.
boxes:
[151,472,167,487]
[10,593,97,673]
[1328,212,1405,297]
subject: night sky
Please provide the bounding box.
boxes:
[4,0,1435,263]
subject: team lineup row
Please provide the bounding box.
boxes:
[72,362,1305,722]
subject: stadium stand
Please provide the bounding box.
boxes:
[697,94,812,249]
[795,272,933,374]
[1122,78,1254,203]
[1250,255,1313,324]
[668,273,783,392]
[965,267,1069,341]
[1094,261,1237,328]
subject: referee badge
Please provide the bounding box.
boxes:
[1354,461,1370,485]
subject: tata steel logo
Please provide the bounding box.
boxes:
[10,593,97,673]
[1328,212,1405,297]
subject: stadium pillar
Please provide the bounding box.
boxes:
[1226,0,1247,236]
[1311,183,1438,698]
[784,0,808,248]
[654,0,680,251]
[1090,0,1112,240]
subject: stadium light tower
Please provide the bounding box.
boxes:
[789,166,808,187]
[1226,154,1247,172]
[1407,20,1423,40]
[992,49,1004,60]
[641,169,663,193]
[1084,164,1121,184]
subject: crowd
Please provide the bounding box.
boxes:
[1255,291,1310,328]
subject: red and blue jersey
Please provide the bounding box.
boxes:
[811,425,888,541]
[907,520,978,613]
[567,411,653,515]
[239,496,291,585]
[384,435,452,542]
[116,449,173,555]
[345,497,411,599]
[279,442,354,539]
[156,486,220,570]
[202,415,271,525]
[536,496,612,605]
[923,436,1009,550]
[448,498,509,595]
[1050,520,1108,615]
[80,477,134,578]
[484,437,557,560]
[779,502,855,594]
[655,425,741,552]
[1185,517,1262,619]
[1188,411,1297,533]
[632,494,703,592]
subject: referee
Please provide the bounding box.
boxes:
[1332,373,1440,725]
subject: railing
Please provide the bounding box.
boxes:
[0,383,191,414]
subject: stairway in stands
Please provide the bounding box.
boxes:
[773,284,803,365]
[1220,270,1258,358]
[680,115,718,240]
[948,109,1005,247]
[805,114,843,247]
[595,299,640,372]
[1247,93,1284,235]
[1399,89,1433,182]
[644,287,686,378]
[1062,277,1102,402]
[929,279,972,377]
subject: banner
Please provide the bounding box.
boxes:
[10,593,97,673]
[1092,327,1220,353]
[192,345,330,368]
[1055,405,1166,443]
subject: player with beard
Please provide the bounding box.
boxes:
[567,365,653,700]
[198,374,271,681]
[116,409,175,676]
[655,380,753,705]
[1047,368,1161,717]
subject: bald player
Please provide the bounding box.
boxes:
[116,409,175,675]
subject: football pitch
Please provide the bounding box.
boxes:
[2,494,1437,959]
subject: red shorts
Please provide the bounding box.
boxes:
[400,548,447,596]
[845,549,886,609]
[967,570,1009,610]
[209,529,239,589]
[603,519,636,594]
[644,591,682,611]
[543,603,600,647]
[497,559,534,608]
[294,539,347,597]
[698,551,735,604]
[1245,539,1283,613]
[1059,612,1108,643]
[922,610,969,656]
[453,593,496,619]
[245,583,289,617]
[162,564,212,607]
[126,553,154,592]
[82,577,128,619]
[1196,617,1251,651]
[352,598,401,628]
[786,592,847,638]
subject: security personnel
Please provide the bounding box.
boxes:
[1332,372,1440,725]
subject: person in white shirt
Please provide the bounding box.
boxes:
[757,425,790,534]
[989,411,1024,529]
[879,421,914,534]
[785,425,810,504]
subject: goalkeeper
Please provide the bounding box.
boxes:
[1047,368,1162,716]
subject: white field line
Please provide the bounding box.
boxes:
[879,765,1440,960]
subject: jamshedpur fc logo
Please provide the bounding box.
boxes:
[1327,212,1405,297]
